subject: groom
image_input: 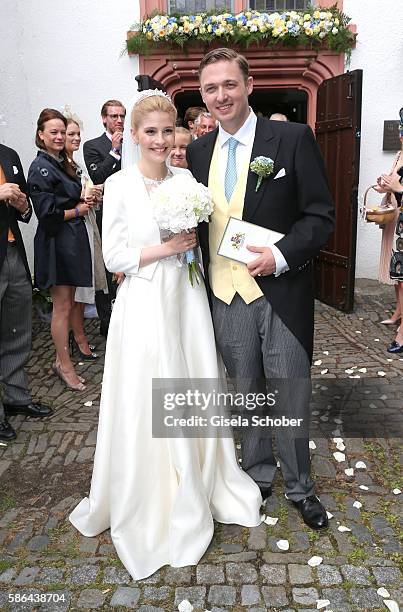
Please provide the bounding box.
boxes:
[187,48,334,530]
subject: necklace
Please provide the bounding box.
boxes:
[141,169,173,194]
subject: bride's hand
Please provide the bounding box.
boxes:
[166,229,197,255]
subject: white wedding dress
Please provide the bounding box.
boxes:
[69,164,262,580]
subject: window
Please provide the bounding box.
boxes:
[169,0,233,14]
[248,0,310,11]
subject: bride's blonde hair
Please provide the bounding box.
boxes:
[131,95,177,129]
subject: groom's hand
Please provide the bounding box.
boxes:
[246,246,276,277]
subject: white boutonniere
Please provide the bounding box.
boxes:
[249,156,274,192]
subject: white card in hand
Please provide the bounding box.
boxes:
[217,217,284,264]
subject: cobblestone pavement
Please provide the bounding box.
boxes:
[0,279,401,611]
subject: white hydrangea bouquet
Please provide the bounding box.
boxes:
[150,173,213,286]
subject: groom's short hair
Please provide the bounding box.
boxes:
[198,48,249,82]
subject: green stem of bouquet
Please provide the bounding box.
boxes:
[188,260,201,287]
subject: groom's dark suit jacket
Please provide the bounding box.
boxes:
[187,117,334,362]
[0,144,31,280]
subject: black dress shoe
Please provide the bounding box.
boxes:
[387,340,403,353]
[259,486,272,501]
[70,337,99,361]
[292,495,328,530]
[0,419,17,441]
[4,402,53,418]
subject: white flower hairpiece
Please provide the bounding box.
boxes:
[133,88,171,108]
[61,105,83,130]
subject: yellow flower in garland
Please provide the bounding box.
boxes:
[160,16,168,26]
[313,10,321,19]
[159,29,166,37]
[305,27,313,36]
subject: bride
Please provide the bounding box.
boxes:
[69,89,262,580]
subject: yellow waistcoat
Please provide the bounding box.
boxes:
[208,139,263,305]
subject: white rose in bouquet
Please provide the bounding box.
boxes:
[150,173,213,285]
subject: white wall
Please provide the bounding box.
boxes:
[344,0,403,279]
[0,0,139,269]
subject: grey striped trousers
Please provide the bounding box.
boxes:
[0,243,32,422]
[212,293,315,501]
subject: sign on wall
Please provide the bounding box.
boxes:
[383,120,401,151]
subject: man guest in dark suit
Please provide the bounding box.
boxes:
[84,99,126,337]
[187,48,334,530]
[0,144,53,442]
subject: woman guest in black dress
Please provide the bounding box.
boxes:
[28,109,92,390]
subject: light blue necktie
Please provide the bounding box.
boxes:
[224,137,239,202]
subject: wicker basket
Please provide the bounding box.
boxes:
[362,185,396,225]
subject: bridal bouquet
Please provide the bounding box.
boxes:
[150,173,213,286]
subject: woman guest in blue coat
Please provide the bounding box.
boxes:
[28,108,92,391]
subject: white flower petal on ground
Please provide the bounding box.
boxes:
[276,460,280,468]
[308,555,323,567]
[344,468,354,476]
[332,437,343,444]
[335,440,345,451]
[333,451,345,462]
[316,599,331,609]
[78,361,84,366]
[380,394,388,400]
[326,511,333,519]
[358,367,367,373]
[321,368,329,375]
[314,359,322,366]
[353,501,362,509]
[337,525,351,532]
[377,587,390,598]
[323,350,329,355]
[386,358,393,362]
[359,485,369,491]
[84,400,93,407]
[374,338,380,342]
[264,516,279,526]
[349,374,360,378]
[276,539,289,550]
[355,461,366,469]
[0,442,7,447]
[377,371,386,377]
[178,600,194,612]
[333,418,342,424]
[384,600,399,612]
[345,368,354,374]
[309,440,317,450]
[392,488,401,495]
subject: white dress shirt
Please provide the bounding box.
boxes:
[218,110,289,277]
